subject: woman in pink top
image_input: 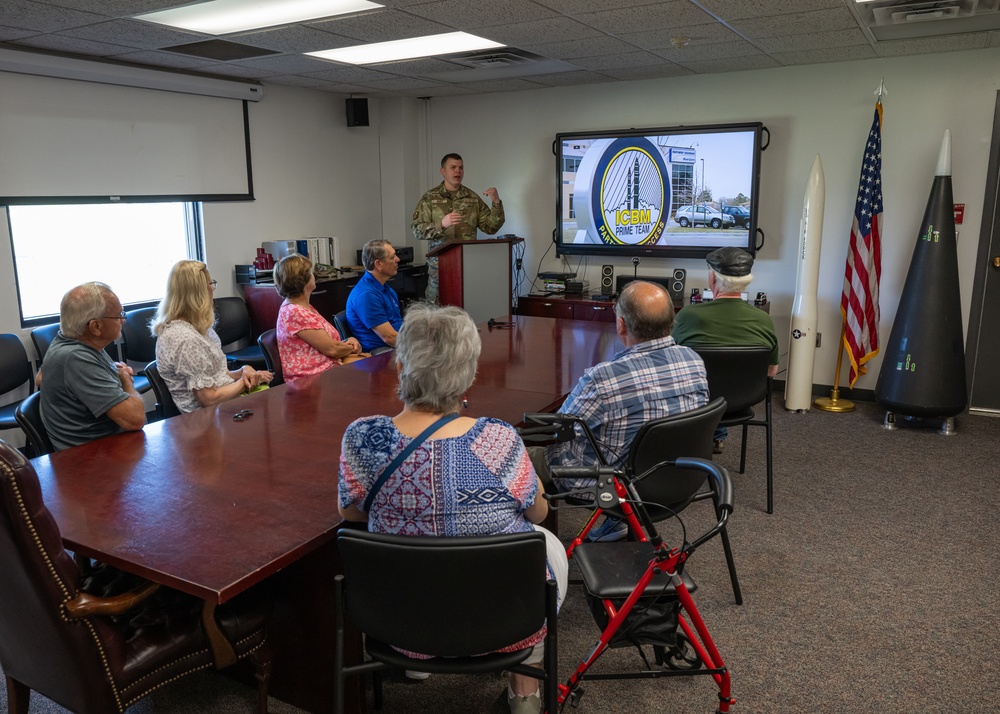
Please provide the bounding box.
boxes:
[274,255,366,382]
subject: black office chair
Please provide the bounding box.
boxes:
[333,309,352,341]
[0,333,35,439]
[622,397,742,604]
[335,309,392,356]
[122,307,157,395]
[692,346,775,514]
[213,297,267,370]
[335,530,558,714]
[29,323,60,369]
[14,392,54,458]
[257,329,283,386]
[144,360,181,420]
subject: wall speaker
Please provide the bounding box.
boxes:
[345,98,369,127]
[601,265,614,295]
[669,268,686,305]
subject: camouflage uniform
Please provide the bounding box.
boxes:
[411,183,505,302]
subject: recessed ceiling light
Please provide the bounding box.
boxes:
[307,32,504,65]
[135,0,383,35]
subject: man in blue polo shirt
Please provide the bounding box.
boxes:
[346,239,403,352]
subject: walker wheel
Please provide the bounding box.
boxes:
[665,632,703,671]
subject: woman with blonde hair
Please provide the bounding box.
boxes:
[152,260,271,413]
[274,254,364,382]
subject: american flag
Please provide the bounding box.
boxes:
[841,103,883,387]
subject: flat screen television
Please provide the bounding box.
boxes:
[556,122,766,259]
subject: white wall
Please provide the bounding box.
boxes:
[414,48,1000,393]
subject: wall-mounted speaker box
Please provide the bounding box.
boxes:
[601,265,614,295]
[346,98,369,127]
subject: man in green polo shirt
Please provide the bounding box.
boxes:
[672,247,779,453]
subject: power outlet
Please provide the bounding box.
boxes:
[815,332,822,348]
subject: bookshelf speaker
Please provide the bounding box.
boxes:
[601,265,614,295]
[669,268,686,305]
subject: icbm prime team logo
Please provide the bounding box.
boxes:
[591,137,671,246]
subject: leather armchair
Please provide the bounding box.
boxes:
[0,439,272,714]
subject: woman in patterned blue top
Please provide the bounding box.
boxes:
[339,303,566,714]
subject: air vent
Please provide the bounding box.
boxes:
[163,40,279,62]
[855,0,1000,40]
[448,48,543,69]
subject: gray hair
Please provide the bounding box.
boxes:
[60,281,115,338]
[614,280,674,341]
[711,269,754,295]
[362,239,392,272]
[396,303,481,413]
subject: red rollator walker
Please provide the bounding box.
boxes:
[521,411,737,714]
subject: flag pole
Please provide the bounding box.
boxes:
[814,323,855,412]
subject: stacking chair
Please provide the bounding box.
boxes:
[620,397,742,604]
[0,439,273,714]
[214,297,267,370]
[257,329,283,386]
[0,334,35,440]
[692,346,775,514]
[144,360,181,420]
[335,530,558,714]
[14,392,53,458]
[121,307,157,394]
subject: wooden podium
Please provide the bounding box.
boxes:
[427,236,523,323]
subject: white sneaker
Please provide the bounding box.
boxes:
[405,670,431,680]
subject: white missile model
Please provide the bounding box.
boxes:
[785,154,825,411]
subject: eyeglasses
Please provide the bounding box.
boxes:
[94,311,127,322]
[233,409,254,422]
[208,279,218,289]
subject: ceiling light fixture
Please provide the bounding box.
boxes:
[307,32,504,65]
[135,0,383,35]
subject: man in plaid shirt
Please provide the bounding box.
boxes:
[531,280,708,540]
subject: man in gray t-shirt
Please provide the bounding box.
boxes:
[40,282,146,451]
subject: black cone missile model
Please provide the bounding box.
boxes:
[875,130,967,424]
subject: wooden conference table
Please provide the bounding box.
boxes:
[32,316,621,713]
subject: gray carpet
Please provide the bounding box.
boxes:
[4,397,999,713]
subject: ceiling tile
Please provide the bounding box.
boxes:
[110,48,225,70]
[230,53,340,74]
[772,45,877,66]
[729,7,860,40]
[59,18,204,49]
[674,53,780,73]
[403,0,558,29]
[359,75,446,90]
[577,1,715,35]
[393,84,477,96]
[624,22,743,50]
[454,77,550,92]
[0,0,107,33]
[0,26,37,42]
[528,69,617,86]
[696,0,843,22]
[227,25,356,54]
[599,62,693,80]
[653,39,766,62]
[477,16,603,47]
[528,34,638,60]
[536,0,671,12]
[184,61,284,79]
[12,32,132,55]
[570,50,669,70]
[756,28,870,54]
[876,33,991,56]
[308,9,451,42]
[303,64,401,83]
[261,73,338,88]
[30,0,168,16]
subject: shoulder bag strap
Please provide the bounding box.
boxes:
[363,413,460,513]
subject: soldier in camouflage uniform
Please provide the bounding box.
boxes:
[411,153,505,302]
